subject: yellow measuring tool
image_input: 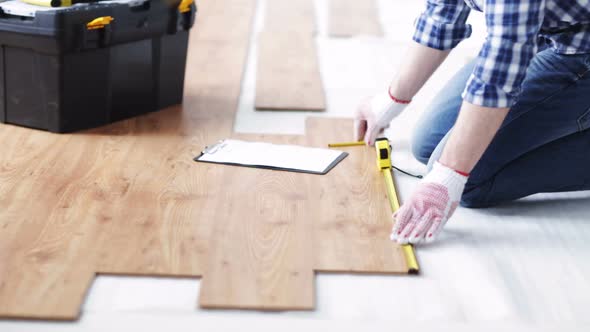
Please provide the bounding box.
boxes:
[329,138,420,274]
[328,141,365,148]
[374,138,419,274]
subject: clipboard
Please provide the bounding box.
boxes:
[194,139,348,175]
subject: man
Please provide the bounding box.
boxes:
[355,0,590,245]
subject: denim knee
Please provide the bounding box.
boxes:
[411,134,432,165]
[460,180,497,208]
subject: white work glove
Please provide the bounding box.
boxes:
[354,92,409,146]
[390,161,468,244]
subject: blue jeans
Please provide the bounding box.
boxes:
[412,50,590,208]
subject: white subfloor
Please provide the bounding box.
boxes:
[2,1,589,331]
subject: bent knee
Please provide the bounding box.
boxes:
[460,196,491,209]
[411,143,431,165]
[460,181,497,208]
[411,133,434,165]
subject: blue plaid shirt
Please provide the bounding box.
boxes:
[413,0,590,108]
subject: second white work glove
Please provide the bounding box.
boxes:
[354,92,409,146]
[391,161,468,244]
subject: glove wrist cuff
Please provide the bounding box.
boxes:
[372,92,408,127]
[424,162,468,198]
[388,89,412,104]
[438,160,470,177]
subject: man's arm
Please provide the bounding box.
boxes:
[439,103,509,173]
[392,0,547,244]
[355,43,451,144]
[440,0,548,172]
[388,43,450,101]
[390,0,473,100]
[355,1,472,144]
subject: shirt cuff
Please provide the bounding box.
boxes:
[412,13,472,50]
[462,74,519,108]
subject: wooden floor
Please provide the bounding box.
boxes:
[255,31,326,111]
[0,0,411,320]
[329,0,383,37]
[255,0,326,111]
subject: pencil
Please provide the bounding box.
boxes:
[328,141,365,148]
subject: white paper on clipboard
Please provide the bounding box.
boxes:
[194,139,348,175]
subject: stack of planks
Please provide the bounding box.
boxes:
[0,0,412,320]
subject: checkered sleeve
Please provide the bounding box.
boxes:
[412,0,473,50]
[462,0,546,108]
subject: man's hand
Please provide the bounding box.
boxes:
[354,92,408,146]
[391,162,468,244]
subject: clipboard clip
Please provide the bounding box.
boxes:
[203,140,227,155]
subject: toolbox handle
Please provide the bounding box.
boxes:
[178,0,193,13]
[86,16,114,30]
[171,0,195,33]
[79,16,114,49]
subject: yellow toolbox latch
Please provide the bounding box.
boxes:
[87,16,114,30]
[178,0,193,13]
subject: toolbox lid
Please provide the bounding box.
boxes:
[0,0,196,53]
[0,1,83,17]
[0,0,147,17]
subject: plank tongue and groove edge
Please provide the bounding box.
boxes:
[329,0,384,37]
[0,0,258,320]
[305,117,410,273]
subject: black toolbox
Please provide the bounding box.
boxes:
[0,0,195,133]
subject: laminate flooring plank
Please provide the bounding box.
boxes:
[256,0,325,111]
[255,31,326,111]
[0,0,405,319]
[192,0,259,42]
[0,0,258,319]
[0,129,123,319]
[265,0,316,33]
[329,0,383,37]
[89,0,258,277]
[199,134,315,310]
[305,117,409,273]
[87,115,226,277]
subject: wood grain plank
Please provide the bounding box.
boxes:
[0,183,97,320]
[0,130,118,319]
[199,134,315,310]
[0,0,258,319]
[305,117,409,273]
[255,31,326,111]
[255,0,325,111]
[85,0,259,277]
[265,0,316,33]
[0,0,410,320]
[329,0,383,37]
